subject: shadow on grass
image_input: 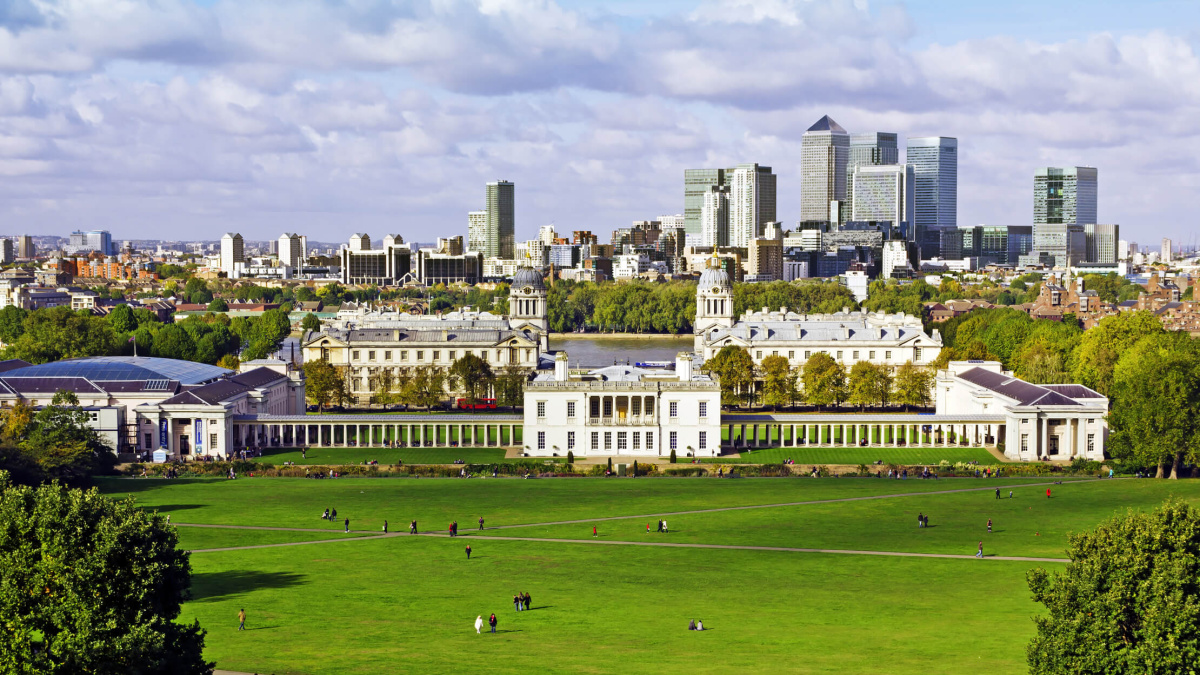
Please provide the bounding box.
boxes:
[190,570,307,603]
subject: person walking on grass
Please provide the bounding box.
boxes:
[987,519,992,534]
[466,544,472,560]
[524,592,531,610]
[918,512,924,528]
[331,507,337,524]
[1047,488,1052,499]
[995,488,1000,500]
[383,520,388,534]
[976,541,984,558]
[489,613,497,633]
[344,518,350,533]
[479,516,485,531]
[514,594,521,612]
[663,520,668,534]
[238,608,246,631]
[475,615,483,634]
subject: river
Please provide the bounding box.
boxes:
[550,334,695,367]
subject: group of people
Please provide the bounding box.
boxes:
[475,614,498,634]
[916,513,930,528]
[448,521,459,536]
[649,520,669,534]
[687,619,705,631]
[513,592,532,611]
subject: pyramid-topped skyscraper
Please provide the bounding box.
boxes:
[801,115,850,223]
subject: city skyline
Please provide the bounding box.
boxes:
[0,1,1196,245]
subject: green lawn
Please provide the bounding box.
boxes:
[705,446,1000,465]
[252,447,519,465]
[90,476,1200,674]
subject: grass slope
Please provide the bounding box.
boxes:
[706,446,998,465]
[175,527,373,551]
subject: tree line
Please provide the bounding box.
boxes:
[701,346,936,411]
[302,354,529,411]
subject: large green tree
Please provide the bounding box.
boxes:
[702,346,756,407]
[802,352,847,409]
[4,307,118,364]
[847,361,892,410]
[302,359,346,409]
[300,313,322,333]
[494,365,528,410]
[0,472,212,674]
[893,361,934,410]
[759,355,795,410]
[1026,500,1200,674]
[448,354,493,405]
[1072,311,1164,396]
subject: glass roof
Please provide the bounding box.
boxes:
[5,357,231,385]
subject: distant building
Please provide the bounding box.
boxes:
[220,233,244,278]
[684,168,728,236]
[699,185,729,247]
[846,132,899,217]
[1162,238,1174,264]
[851,164,915,230]
[801,115,850,223]
[16,235,35,259]
[278,233,304,268]
[466,181,515,260]
[1083,224,1120,265]
[1034,167,1097,226]
[747,234,783,282]
[0,239,12,264]
[906,136,958,244]
[727,163,776,248]
[339,234,412,286]
[65,230,114,256]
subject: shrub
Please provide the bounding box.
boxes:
[669,449,677,464]
[566,450,574,464]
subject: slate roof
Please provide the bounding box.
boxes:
[231,367,287,389]
[806,115,847,133]
[955,367,1087,407]
[318,327,534,344]
[705,320,928,344]
[0,359,32,374]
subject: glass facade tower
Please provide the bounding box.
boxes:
[906,137,958,247]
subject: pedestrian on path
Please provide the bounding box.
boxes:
[987,519,992,533]
[663,520,668,534]
[466,544,472,559]
[489,613,497,633]
[383,520,388,534]
[238,608,246,631]
[918,512,924,528]
[475,615,483,634]
[479,516,485,530]
[344,518,350,533]
[592,526,597,538]
[976,541,984,558]
[995,488,1000,500]
[410,520,417,534]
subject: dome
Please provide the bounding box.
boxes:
[512,265,545,291]
[698,262,731,292]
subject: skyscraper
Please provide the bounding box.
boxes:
[727,164,776,248]
[1083,224,1119,264]
[684,169,727,235]
[801,115,850,223]
[906,137,958,240]
[846,132,898,216]
[16,235,34,259]
[1034,167,1098,225]
[467,211,488,255]
[220,233,244,278]
[1162,238,1173,263]
[851,164,915,232]
[278,233,304,268]
[468,181,517,260]
[700,186,729,247]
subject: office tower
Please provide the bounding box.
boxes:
[906,137,958,244]
[1034,167,1098,225]
[684,169,727,235]
[1162,238,1173,263]
[278,233,304,268]
[340,234,413,285]
[1029,224,1085,268]
[16,235,34,258]
[1117,239,1129,260]
[220,233,244,277]
[268,239,278,255]
[65,230,114,256]
[801,115,850,223]
[700,186,729,247]
[0,239,12,264]
[846,132,898,216]
[727,163,776,248]
[467,211,488,255]
[851,164,915,231]
[472,180,514,260]
[1083,224,1119,264]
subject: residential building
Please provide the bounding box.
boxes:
[727,163,777,248]
[851,164,915,230]
[613,254,651,280]
[1083,224,1119,265]
[16,235,35,259]
[524,352,721,458]
[699,185,729,247]
[466,181,515,259]
[684,168,727,236]
[0,239,12,264]
[1034,167,1098,226]
[747,234,783,282]
[882,240,911,279]
[906,136,958,244]
[800,115,850,223]
[220,233,244,278]
[1162,238,1173,264]
[65,230,114,256]
[467,210,488,255]
[339,234,413,286]
[278,233,304,268]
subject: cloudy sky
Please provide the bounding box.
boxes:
[3,0,1198,247]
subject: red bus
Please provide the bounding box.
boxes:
[456,398,497,411]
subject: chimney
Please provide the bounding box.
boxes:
[555,351,569,381]
[676,352,693,381]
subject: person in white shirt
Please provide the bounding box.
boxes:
[475,615,483,634]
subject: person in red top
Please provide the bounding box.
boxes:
[593,526,597,538]
[1047,488,1052,499]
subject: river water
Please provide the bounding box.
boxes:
[550,335,696,367]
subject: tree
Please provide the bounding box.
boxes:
[369,369,397,408]
[702,346,756,407]
[1072,311,1164,396]
[893,361,934,410]
[206,298,228,312]
[1026,500,1200,674]
[21,403,115,484]
[51,389,80,406]
[403,366,447,410]
[669,448,677,463]
[0,471,212,673]
[105,303,137,334]
[759,355,794,410]
[0,305,27,345]
[448,354,494,405]
[303,359,346,410]
[150,324,197,362]
[300,313,322,333]
[848,361,892,410]
[802,352,847,409]
[1107,333,1200,478]
[494,365,528,410]
[216,354,240,370]
[4,307,118,364]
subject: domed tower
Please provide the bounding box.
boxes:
[509,263,548,334]
[695,255,734,333]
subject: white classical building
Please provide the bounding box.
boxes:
[936,361,1107,461]
[523,352,721,458]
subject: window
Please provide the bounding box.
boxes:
[1021,434,1029,453]
[885,350,891,360]
[384,351,391,361]
[537,401,546,418]
[631,398,641,416]
[1087,419,1094,424]
[669,401,678,418]
[788,350,794,359]
[210,433,218,449]
[432,351,440,361]
[567,431,575,449]
[756,351,762,360]
[400,350,408,361]
[537,432,546,450]
[772,350,778,357]
[591,432,599,450]
[449,351,455,360]
[869,350,875,360]
[632,432,640,450]
[914,348,923,361]
[617,432,627,450]
[669,431,678,450]
[699,431,707,449]
[805,351,811,359]
[604,432,612,450]
[852,350,859,360]
[836,350,843,360]
[416,351,424,361]
[646,432,653,448]
[352,350,360,361]
[603,399,613,417]
[482,352,489,362]
[699,401,707,418]
[1087,434,1095,453]
[368,350,376,361]
[144,433,152,449]
[567,402,576,418]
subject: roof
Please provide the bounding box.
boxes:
[0,377,106,395]
[3,356,230,385]
[0,359,32,374]
[705,319,930,344]
[806,115,846,133]
[230,367,287,388]
[955,367,1087,407]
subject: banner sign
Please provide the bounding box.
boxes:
[159,419,168,449]
[195,419,204,453]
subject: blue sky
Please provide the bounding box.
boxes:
[1,0,1196,247]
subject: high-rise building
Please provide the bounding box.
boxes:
[801,115,850,223]
[727,164,776,248]
[16,235,34,259]
[65,230,114,256]
[1083,224,1119,264]
[1027,223,1085,268]
[1034,167,1098,225]
[906,137,958,243]
[684,169,727,236]
[467,211,488,255]
[1162,238,1174,263]
[658,214,685,232]
[851,164,915,232]
[0,239,13,264]
[882,240,910,279]
[278,233,304,268]
[846,132,898,216]
[700,186,729,247]
[469,181,515,260]
[538,225,558,244]
[340,234,412,285]
[220,233,244,278]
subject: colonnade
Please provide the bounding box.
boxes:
[232,418,522,449]
[723,420,1000,449]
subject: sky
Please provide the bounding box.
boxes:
[2,0,1198,247]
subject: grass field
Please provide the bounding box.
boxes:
[252,447,519,465]
[94,476,1200,674]
[706,446,999,465]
